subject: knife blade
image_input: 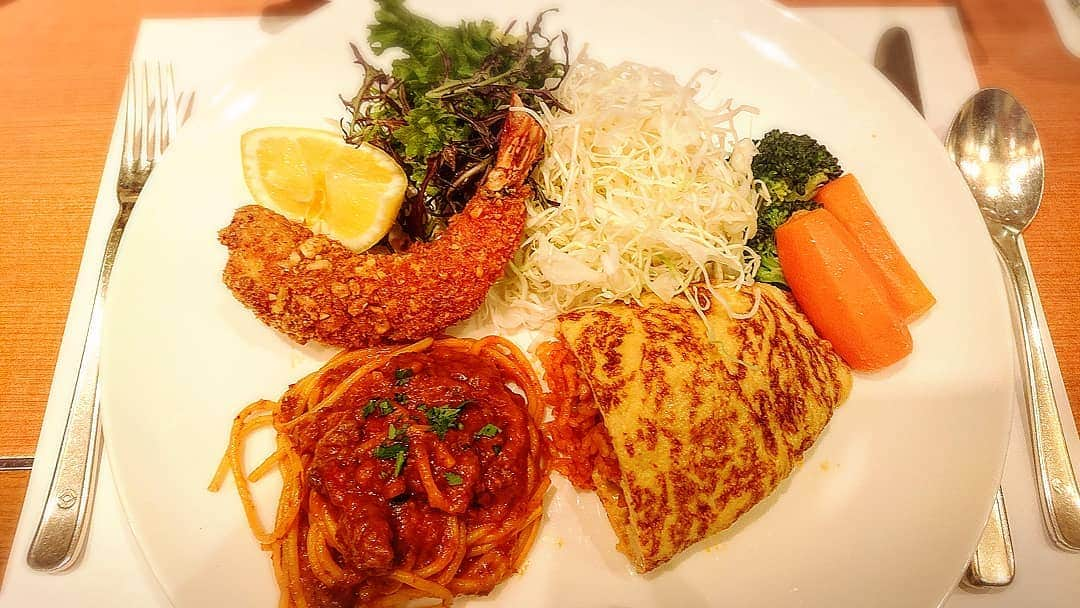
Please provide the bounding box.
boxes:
[874,26,924,115]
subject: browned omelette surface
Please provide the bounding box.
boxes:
[555,284,851,572]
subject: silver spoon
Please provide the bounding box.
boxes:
[946,88,1080,551]
[942,99,1014,588]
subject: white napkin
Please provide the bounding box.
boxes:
[3,7,1078,607]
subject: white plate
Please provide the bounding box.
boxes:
[101,1,1014,607]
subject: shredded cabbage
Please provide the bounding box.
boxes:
[480,55,764,330]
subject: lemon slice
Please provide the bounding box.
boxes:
[241,127,407,252]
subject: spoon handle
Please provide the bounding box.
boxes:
[993,227,1080,551]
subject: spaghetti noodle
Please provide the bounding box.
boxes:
[210,336,550,607]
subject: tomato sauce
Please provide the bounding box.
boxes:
[281,346,534,605]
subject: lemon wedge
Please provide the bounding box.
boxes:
[240,127,407,252]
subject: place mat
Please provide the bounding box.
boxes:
[1045,0,1080,58]
[3,7,1079,607]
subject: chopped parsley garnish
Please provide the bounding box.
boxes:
[373,442,407,460]
[426,406,462,439]
[388,423,400,440]
[394,368,414,386]
[492,444,502,455]
[475,424,501,438]
[363,398,394,417]
[373,441,409,477]
[394,392,408,404]
[444,472,464,486]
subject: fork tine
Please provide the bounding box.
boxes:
[154,62,165,160]
[139,62,150,168]
[116,61,183,201]
[121,64,137,172]
[161,63,178,153]
[147,61,158,163]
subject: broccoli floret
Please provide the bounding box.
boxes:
[750,234,786,285]
[750,196,819,284]
[757,198,818,232]
[752,130,842,204]
[748,130,842,286]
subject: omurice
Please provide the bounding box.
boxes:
[540,283,851,573]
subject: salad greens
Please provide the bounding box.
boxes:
[343,0,568,241]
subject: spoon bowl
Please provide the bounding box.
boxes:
[945,88,1044,231]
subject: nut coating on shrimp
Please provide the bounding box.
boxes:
[218,102,545,347]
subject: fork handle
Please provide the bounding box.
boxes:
[992,226,1080,551]
[26,202,134,572]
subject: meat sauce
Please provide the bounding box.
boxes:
[281,347,533,605]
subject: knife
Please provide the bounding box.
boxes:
[873,26,1015,588]
[874,27,924,115]
[0,456,34,471]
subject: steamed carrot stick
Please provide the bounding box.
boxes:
[814,174,936,322]
[776,208,912,372]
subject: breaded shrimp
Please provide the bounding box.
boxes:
[218,101,545,347]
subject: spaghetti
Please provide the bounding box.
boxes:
[210,336,550,607]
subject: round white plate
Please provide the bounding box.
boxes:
[101,1,1014,607]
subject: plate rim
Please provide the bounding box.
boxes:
[100,2,1015,607]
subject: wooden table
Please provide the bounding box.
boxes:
[0,0,1076,589]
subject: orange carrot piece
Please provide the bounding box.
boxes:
[815,174,936,322]
[776,208,912,372]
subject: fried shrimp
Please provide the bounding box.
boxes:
[218,100,545,347]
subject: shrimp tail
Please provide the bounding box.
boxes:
[483,93,546,193]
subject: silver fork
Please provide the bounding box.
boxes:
[26,62,181,572]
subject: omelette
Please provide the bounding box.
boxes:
[542,284,851,573]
